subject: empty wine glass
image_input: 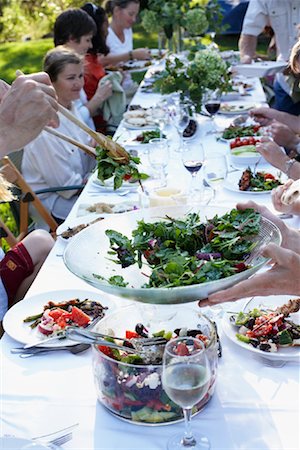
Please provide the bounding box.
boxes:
[203,153,228,203]
[203,89,221,133]
[148,137,169,187]
[169,104,190,152]
[162,337,211,450]
[181,142,205,195]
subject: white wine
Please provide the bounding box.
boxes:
[162,363,210,409]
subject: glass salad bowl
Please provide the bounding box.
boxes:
[63,205,281,305]
[92,304,218,425]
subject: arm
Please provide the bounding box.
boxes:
[0,73,59,157]
[250,107,300,132]
[85,80,113,117]
[256,138,300,180]
[238,34,258,63]
[269,121,300,151]
[99,48,151,67]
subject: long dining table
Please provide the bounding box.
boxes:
[1,58,300,450]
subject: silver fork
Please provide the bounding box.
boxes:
[255,355,286,368]
[47,432,73,447]
[32,423,78,445]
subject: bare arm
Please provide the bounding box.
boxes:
[256,138,300,180]
[99,48,151,67]
[238,34,258,63]
[0,73,59,157]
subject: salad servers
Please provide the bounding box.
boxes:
[11,343,90,358]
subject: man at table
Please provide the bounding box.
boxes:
[239,0,300,114]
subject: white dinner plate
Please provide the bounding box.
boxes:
[3,289,115,347]
[122,119,156,130]
[224,169,285,195]
[90,177,139,192]
[221,295,300,362]
[219,102,256,115]
[234,61,287,78]
[76,200,138,218]
[0,437,55,449]
[56,215,106,242]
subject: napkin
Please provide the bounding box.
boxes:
[99,73,126,130]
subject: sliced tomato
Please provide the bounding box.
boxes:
[70,306,91,327]
[263,173,275,180]
[176,342,189,356]
[48,308,69,321]
[97,345,114,358]
[125,330,140,339]
[123,174,132,181]
[146,399,171,411]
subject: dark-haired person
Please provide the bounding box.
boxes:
[22,47,96,225]
[53,8,112,129]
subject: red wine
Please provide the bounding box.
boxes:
[205,102,220,116]
[184,160,203,174]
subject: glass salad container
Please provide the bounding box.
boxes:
[92,305,218,425]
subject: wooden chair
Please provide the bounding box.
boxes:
[0,155,58,240]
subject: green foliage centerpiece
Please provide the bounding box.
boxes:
[154,49,232,112]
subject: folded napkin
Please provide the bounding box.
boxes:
[99,72,126,130]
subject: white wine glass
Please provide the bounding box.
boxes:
[169,104,190,152]
[203,153,228,203]
[148,137,169,187]
[203,89,221,133]
[162,337,211,450]
[181,142,205,196]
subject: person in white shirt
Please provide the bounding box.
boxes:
[22,47,96,224]
[239,0,300,115]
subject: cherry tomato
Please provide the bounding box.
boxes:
[263,173,275,180]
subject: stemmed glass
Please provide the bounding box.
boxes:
[162,337,211,450]
[203,153,228,203]
[169,104,190,152]
[148,137,169,187]
[203,89,221,132]
[181,142,205,195]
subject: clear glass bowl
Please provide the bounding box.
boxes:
[92,305,218,425]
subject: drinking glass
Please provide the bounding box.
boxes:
[162,337,211,450]
[148,138,169,187]
[181,142,205,195]
[169,104,190,152]
[203,153,228,203]
[203,89,221,132]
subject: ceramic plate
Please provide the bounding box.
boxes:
[224,169,285,195]
[3,289,115,347]
[56,215,106,242]
[234,61,287,78]
[0,437,56,449]
[219,102,256,115]
[222,295,300,362]
[90,177,139,192]
[76,200,138,218]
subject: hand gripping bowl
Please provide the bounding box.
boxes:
[63,205,281,305]
[92,305,218,425]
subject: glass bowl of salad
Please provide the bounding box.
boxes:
[92,305,219,425]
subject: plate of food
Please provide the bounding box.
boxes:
[222,296,300,361]
[56,216,105,242]
[122,108,157,129]
[219,102,256,115]
[90,175,139,192]
[106,60,153,73]
[224,168,284,194]
[76,200,138,218]
[220,124,263,141]
[228,136,267,167]
[125,129,167,147]
[63,205,281,305]
[2,289,115,347]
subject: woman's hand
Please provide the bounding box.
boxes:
[200,243,300,304]
[132,48,151,60]
[268,121,299,150]
[198,201,300,305]
[255,137,288,172]
[249,107,278,126]
[94,80,113,104]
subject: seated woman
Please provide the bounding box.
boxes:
[54,8,113,130]
[102,0,151,95]
[22,47,96,225]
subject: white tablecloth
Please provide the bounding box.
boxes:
[1,64,300,450]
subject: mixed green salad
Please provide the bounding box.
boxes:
[99,208,262,289]
[238,168,283,192]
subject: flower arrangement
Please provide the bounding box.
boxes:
[141,0,224,43]
[154,49,232,112]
